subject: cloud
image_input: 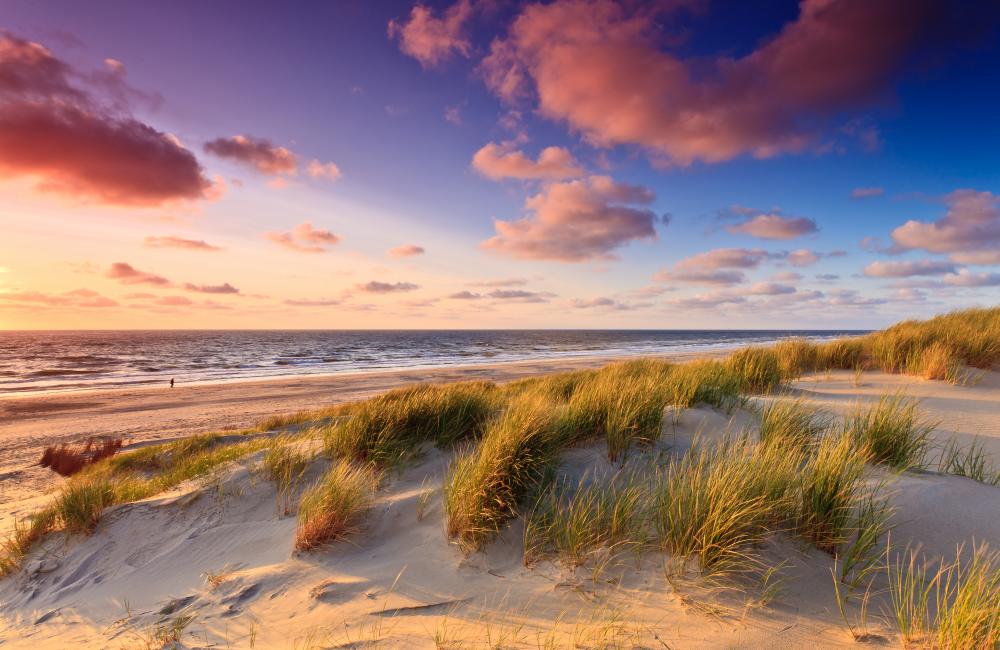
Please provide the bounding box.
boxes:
[204,135,296,175]
[815,273,840,281]
[724,207,818,240]
[356,281,420,293]
[183,282,239,294]
[941,270,1000,287]
[786,249,820,267]
[0,33,215,206]
[480,0,950,166]
[0,288,117,308]
[748,282,796,295]
[656,247,780,284]
[950,250,1000,265]
[571,296,648,310]
[143,235,222,252]
[666,291,746,309]
[265,221,341,253]
[444,105,462,125]
[890,190,1000,262]
[481,175,659,261]
[472,142,584,180]
[388,244,425,258]
[487,289,552,303]
[448,290,481,300]
[106,262,169,285]
[851,186,884,199]
[469,278,528,287]
[388,0,474,68]
[283,298,342,306]
[154,296,194,306]
[306,159,341,181]
[772,271,802,282]
[863,259,957,278]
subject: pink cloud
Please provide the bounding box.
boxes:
[786,249,820,267]
[724,208,818,240]
[106,262,169,285]
[472,142,584,180]
[863,259,957,278]
[388,0,474,68]
[0,288,117,308]
[655,247,783,284]
[480,0,943,165]
[265,221,341,253]
[356,281,420,293]
[183,282,239,295]
[469,278,528,287]
[941,270,1000,287]
[890,190,1000,262]
[388,244,426,258]
[487,289,553,303]
[0,33,215,206]
[481,175,659,261]
[748,282,796,295]
[571,296,648,310]
[448,290,481,300]
[306,159,341,181]
[284,298,342,306]
[143,235,222,251]
[851,187,885,199]
[154,296,194,306]
[204,135,296,175]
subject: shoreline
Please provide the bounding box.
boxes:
[0,351,720,515]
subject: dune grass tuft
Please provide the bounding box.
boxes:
[796,433,868,552]
[723,346,784,393]
[888,544,1000,648]
[323,381,499,466]
[653,437,800,574]
[295,460,378,551]
[524,470,649,566]
[845,395,935,470]
[444,395,562,552]
[757,398,829,451]
[936,437,1000,486]
[39,437,124,477]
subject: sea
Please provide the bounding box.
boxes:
[0,329,865,396]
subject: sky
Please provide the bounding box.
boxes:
[2,0,1000,330]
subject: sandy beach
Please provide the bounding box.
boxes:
[0,354,708,529]
[1,352,999,648]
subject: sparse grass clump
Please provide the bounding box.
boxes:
[524,471,649,566]
[888,544,1000,648]
[323,381,499,466]
[295,460,378,551]
[39,436,124,476]
[937,438,1000,486]
[796,434,868,552]
[757,398,829,451]
[263,436,313,513]
[723,347,784,393]
[444,395,562,552]
[845,395,935,470]
[653,437,800,574]
[556,360,672,461]
[773,338,820,378]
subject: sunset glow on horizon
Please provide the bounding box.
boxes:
[2,0,999,330]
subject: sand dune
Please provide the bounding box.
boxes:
[2,367,998,648]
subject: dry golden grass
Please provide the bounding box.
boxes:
[295,460,378,550]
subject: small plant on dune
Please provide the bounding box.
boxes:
[524,470,649,566]
[757,398,829,451]
[723,346,784,393]
[845,394,936,470]
[937,437,1000,486]
[444,395,562,552]
[772,337,819,378]
[797,433,868,552]
[887,544,1000,649]
[323,381,499,466]
[262,436,312,514]
[0,509,57,576]
[39,436,124,476]
[295,460,378,551]
[557,361,672,461]
[815,337,867,371]
[54,477,129,534]
[653,437,800,575]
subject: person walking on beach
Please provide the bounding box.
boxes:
[170,378,175,388]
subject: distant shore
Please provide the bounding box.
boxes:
[0,350,720,518]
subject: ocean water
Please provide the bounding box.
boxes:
[0,329,865,395]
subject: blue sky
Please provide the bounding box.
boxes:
[1,0,999,329]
